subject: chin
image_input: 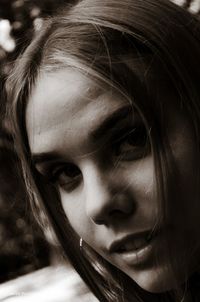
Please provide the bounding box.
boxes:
[127,265,177,294]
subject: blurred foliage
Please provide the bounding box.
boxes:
[0,0,73,75]
[0,0,72,283]
[0,136,51,283]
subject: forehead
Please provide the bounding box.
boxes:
[26,68,128,155]
[27,68,100,130]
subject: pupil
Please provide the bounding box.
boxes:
[64,164,80,177]
[128,126,147,146]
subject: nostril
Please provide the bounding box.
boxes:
[87,191,135,225]
[109,208,133,219]
[93,219,105,225]
[109,209,125,217]
[92,208,133,226]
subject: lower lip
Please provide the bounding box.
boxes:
[118,238,156,266]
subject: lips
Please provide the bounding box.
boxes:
[109,230,155,254]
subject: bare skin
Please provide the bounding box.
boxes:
[26,67,200,294]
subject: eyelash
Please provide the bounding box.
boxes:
[112,124,150,160]
[43,124,150,192]
[47,163,82,192]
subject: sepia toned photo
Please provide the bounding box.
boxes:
[1,1,200,301]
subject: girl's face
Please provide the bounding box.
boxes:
[26,67,200,293]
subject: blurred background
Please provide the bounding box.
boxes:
[0,0,199,301]
[0,0,73,285]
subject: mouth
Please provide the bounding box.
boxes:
[109,230,159,265]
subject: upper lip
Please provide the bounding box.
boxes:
[108,230,155,254]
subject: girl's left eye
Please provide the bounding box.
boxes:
[113,125,150,161]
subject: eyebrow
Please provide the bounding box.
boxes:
[32,152,62,165]
[32,105,133,166]
[90,105,133,140]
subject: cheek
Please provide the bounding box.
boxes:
[169,124,199,224]
[123,155,156,216]
[60,190,93,238]
[165,114,200,260]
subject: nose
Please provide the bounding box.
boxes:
[83,161,135,225]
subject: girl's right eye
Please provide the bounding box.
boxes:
[47,164,82,192]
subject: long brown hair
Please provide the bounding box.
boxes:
[7,0,200,301]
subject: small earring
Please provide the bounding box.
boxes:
[80,237,83,248]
